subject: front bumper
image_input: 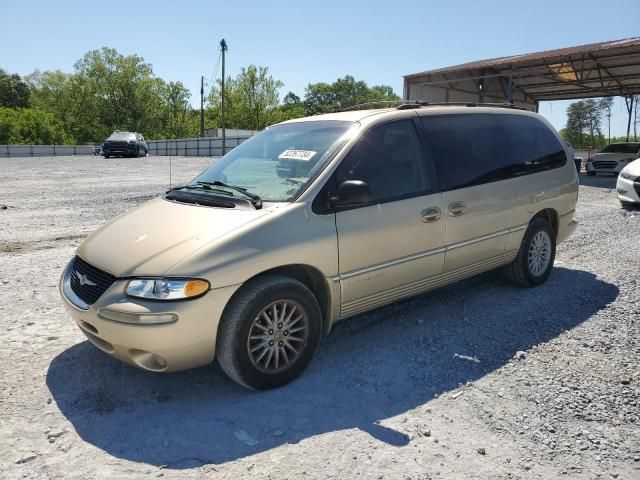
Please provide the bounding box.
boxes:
[59,261,238,372]
[103,144,138,155]
[557,210,578,243]
[616,175,640,204]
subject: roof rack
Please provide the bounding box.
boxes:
[337,100,528,113]
[397,101,527,111]
[338,100,405,112]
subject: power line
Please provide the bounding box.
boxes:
[204,51,222,98]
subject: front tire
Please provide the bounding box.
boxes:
[216,275,322,390]
[505,217,556,288]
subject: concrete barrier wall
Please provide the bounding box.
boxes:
[146,136,251,157]
[1,135,254,158]
[0,144,95,157]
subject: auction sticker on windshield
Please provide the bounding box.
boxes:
[278,149,317,161]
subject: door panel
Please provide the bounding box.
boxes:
[337,193,446,309]
[330,118,445,316]
[442,180,515,272]
[418,113,518,272]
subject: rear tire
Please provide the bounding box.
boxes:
[216,275,322,390]
[505,218,556,288]
[103,155,109,159]
[587,171,596,176]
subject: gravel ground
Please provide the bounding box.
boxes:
[0,156,638,480]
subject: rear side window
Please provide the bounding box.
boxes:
[420,113,566,191]
[496,115,567,174]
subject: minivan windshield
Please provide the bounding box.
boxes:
[600,143,640,154]
[192,120,356,202]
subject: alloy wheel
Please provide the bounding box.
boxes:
[247,300,309,374]
[528,230,552,276]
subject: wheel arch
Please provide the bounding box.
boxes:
[219,264,334,337]
[531,208,558,236]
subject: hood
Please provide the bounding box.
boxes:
[77,197,272,277]
[622,158,640,177]
[592,152,639,161]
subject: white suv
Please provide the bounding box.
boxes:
[586,142,640,176]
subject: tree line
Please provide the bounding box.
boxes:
[0,47,399,145]
[560,96,639,149]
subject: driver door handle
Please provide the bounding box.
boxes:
[421,206,442,223]
[448,201,466,217]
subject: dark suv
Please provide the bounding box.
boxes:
[103,131,148,158]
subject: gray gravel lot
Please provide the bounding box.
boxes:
[0,156,638,480]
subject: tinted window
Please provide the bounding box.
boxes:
[334,120,430,203]
[420,114,566,191]
[420,114,512,191]
[497,115,567,173]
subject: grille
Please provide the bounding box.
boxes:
[69,256,117,305]
[592,161,618,169]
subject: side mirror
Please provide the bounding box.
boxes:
[330,180,372,209]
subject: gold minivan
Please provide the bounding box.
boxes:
[60,105,578,389]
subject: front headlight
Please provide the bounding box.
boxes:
[620,170,636,181]
[126,278,210,300]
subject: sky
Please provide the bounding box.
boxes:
[1,0,639,136]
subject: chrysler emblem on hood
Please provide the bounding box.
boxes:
[74,271,97,287]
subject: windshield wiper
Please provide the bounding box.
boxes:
[196,181,262,209]
[167,183,234,196]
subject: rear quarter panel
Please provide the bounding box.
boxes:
[507,160,578,251]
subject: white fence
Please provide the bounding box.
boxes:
[147,136,252,157]
[0,144,95,157]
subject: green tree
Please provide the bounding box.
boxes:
[26,69,82,139]
[564,99,607,148]
[304,75,400,115]
[276,91,305,121]
[25,48,195,142]
[161,81,196,138]
[208,65,284,130]
[584,99,604,145]
[304,82,335,115]
[599,97,614,143]
[0,107,70,144]
[0,69,30,108]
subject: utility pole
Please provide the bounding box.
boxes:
[625,95,634,142]
[220,38,228,155]
[200,75,204,138]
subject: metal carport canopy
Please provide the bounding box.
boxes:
[403,38,640,108]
